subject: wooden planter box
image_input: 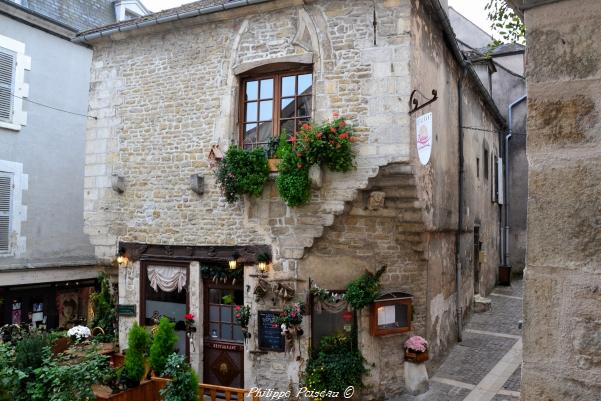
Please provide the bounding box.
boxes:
[404,349,429,363]
[94,380,155,401]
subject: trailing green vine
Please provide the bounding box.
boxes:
[215,146,269,203]
[345,266,387,310]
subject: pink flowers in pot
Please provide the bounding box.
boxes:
[404,335,428,353]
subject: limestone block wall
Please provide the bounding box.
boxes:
[522,0,601,399]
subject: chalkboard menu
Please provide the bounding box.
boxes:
[258,310,284,352]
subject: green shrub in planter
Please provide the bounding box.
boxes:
[124,323,151,383]
[149,317,178,376]
[159,353,199,401]
[90,272,116,342]
[305,335,367,397]
[15,332,50,376]
[215,146,269,203]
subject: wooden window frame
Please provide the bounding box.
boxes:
[238,64,313,148]
[369,298,412,336]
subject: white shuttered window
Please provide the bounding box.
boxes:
[0,49,15,123]
[0,171,13,253]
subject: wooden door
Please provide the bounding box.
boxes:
[203,281,245,388]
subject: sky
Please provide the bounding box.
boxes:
[142,0,495,38]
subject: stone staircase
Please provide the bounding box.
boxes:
[267,157,427,261]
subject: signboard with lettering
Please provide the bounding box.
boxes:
[257,310,284,352]
[117,304,136,316]
[416,112,433,165]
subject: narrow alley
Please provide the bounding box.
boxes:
[396,279,523,401]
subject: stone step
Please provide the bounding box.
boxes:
[367,176,416,189]
[378,163,414,176]
[396,209,423,223]
[375,186,418,199]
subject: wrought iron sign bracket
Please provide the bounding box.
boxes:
[409,89,438,115]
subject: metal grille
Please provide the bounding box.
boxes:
[0,49,15,122]
[0,173,12,253]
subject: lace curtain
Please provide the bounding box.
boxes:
[147,265,187,293]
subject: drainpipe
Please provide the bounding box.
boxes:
[503,95,527,266]
[455,66,467,342]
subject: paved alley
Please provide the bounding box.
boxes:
[396,279,523,401]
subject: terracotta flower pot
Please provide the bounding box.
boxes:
[404,349,429,363]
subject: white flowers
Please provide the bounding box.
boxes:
[67,325,91,340]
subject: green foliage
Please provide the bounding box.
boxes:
[215,146,269,203]
[47,330,68,342]
[91,273,117,342]
[276,142,312,207]
[276,116,357,207]
[28,350,112,401]
[200,264,242,284]
[149,317,178,376]
[485,0,525,44]
[345,266,387,310]
[305,335,367,397]
[159,354,199,401]
[222,294,234,305]
[15,332,50,376]
[0,343,26,401]
[125,323,151,383]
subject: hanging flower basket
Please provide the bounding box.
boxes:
[404,349,429,363]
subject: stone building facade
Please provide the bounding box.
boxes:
[79,0,504,397]
[508,0,601,400]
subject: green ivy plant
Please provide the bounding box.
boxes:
[215,146,269,203]
[159,354,199,401]
[0,343,26,401]
[124,323,151,384]
[305,335,367,397]
[149,317,178,376]
[345,266,387,310]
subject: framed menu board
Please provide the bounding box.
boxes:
[258,310,284,352]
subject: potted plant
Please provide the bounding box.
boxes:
[345,266,387,310]
[215,146,269,203]
[149,317,178,377]
[276,302,305,336]
[404,335,429,363]
[157,354,199,401]
[234,305,251,339]
[67,325,92,344]
[124,323,151,386]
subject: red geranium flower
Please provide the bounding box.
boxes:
[316,132,323,139]
[330,127,336,133]
[302,123,311,130]
[235,305,241,311]
[339,132,349,140]
[184,313,194,320]
[339,121,346,127]
[350,136,358,142]
[332,112,339,117]
[290,135,297,143]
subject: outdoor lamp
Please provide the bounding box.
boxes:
[116,247,129,267]
[229,252,240,270]
[258,261,268,273]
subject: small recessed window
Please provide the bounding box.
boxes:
[484,147,489,180]
[370,293,412,336]
[476,157,480,178]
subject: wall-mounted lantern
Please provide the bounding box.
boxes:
[190,174,204,195]
[229,252,240,270]
[370,292,413,336]
[116,246,129,268]
[256,252,271,274]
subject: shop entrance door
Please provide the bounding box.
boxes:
[203,281,244,388]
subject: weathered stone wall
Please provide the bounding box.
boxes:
[410,0,502,358]
[521,0,601,399]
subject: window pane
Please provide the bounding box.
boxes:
[234,290,243,305]
[221,306,232,322]
[297,96,312,117]
[280,98,295,119]
[298,73,312,95]
[209,288,221,304]
[245,102,258,122]
[209,323,219,338]
[210,305,219,322]
[246,81,258,101]
[221,323,232,340]
[280,119,295,136]
[233,325,243,341]
[259,100,273,121]
[244,123,257,145]
[258,121,273,142]
[260,79,273,99]
[281,76,295,97]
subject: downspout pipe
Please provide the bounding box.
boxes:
[455,66,467,342]
[503,95,527,266]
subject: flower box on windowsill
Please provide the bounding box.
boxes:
[267,158,280,172]
[404,349,429,363]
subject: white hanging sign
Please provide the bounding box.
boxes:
[416,112,433,165]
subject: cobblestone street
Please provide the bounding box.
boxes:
[395,279,523,401]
